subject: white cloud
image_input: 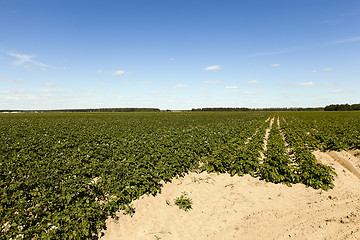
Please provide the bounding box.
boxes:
[140,81,152,84]
[225,86,238,89]
[148,91,167,96]
[243,91,255,95]
[320,36,360,47]
[7,52,48,67]
[244,36,360,59]
[175,84,187,88]
[113,70,125,76]
[169,57,176,61]
[23,65,35,72]
[297,82,316,87]
[75,89,97,93]
[0,90,29,95]
[205,65,221,71]
[97,82,108,87]
[40,67,48,71]
[203,80,222,84]
[321,83,336,87]
[330,89,346,93]
[312,68,332,73]
[0,78,23,83]
[43,82,56,87]
[97,70,102,73]
[271,64,280,67]
[247,80,259,84]
[8,52,34,64]
[246,47,300,58]
[48,89,65,93]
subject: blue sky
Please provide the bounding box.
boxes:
[1,0,359,110]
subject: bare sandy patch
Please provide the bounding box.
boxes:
[326,151,360,179]
[101,151,360,240]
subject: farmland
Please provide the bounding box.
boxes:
[1,111,360,239]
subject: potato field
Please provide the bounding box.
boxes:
[1,111,360,239]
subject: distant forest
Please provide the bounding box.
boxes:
[0,108,160,113]
[192,104,360,111]
[191,107,324,112]
[1,104,359,113]
[324,104,360,111]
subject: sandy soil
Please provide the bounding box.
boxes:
[101,151,360,240]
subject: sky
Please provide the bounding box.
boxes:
[0,0,360,110]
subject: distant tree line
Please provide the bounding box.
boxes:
[324,104,360,111]
[0,108,160,113]
[2,105,360,113]
[191,107,324,112]
[192,107,251,111]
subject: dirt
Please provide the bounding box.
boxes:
[259,117,274,162]
[101,150,360,240]
[326,151,360,180]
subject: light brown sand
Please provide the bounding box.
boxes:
[101,151,360,240]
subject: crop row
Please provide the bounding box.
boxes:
[280,112,360,151]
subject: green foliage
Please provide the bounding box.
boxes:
[279,114,338,190]
[123,204,135,217]
[1,111,358,238]
[260,122,294,186]
[174,192,193,211]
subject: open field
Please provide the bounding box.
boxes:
[1,112,360,239]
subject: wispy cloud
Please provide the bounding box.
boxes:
[7,52,48,67]
[175,84,187,88]
[312,68,332,73]
[245,47,300,58]
[247,80,259,84]
[225,86,238,89]
[244,36,360,58]
[0,78,23,83]
[320,36,360,47]
[242,91,255,95]
[23,65,35,72]
[97,82,108,87]
[205,65,221,71]
[330,89,346,93]
[43,82,56,87]
[74,89,97,93]
[203,80,222,84]
[97,70,102,73]
[271,64,280,67]
[169,57,176,61]
[113,70,125,76]
[40,67,48,71]
[148,91,167,96]
[321,83,336,87]
[297,82,316,87]
[0,90,30,95]
[47,89,65,93]
[140,81,152,84]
